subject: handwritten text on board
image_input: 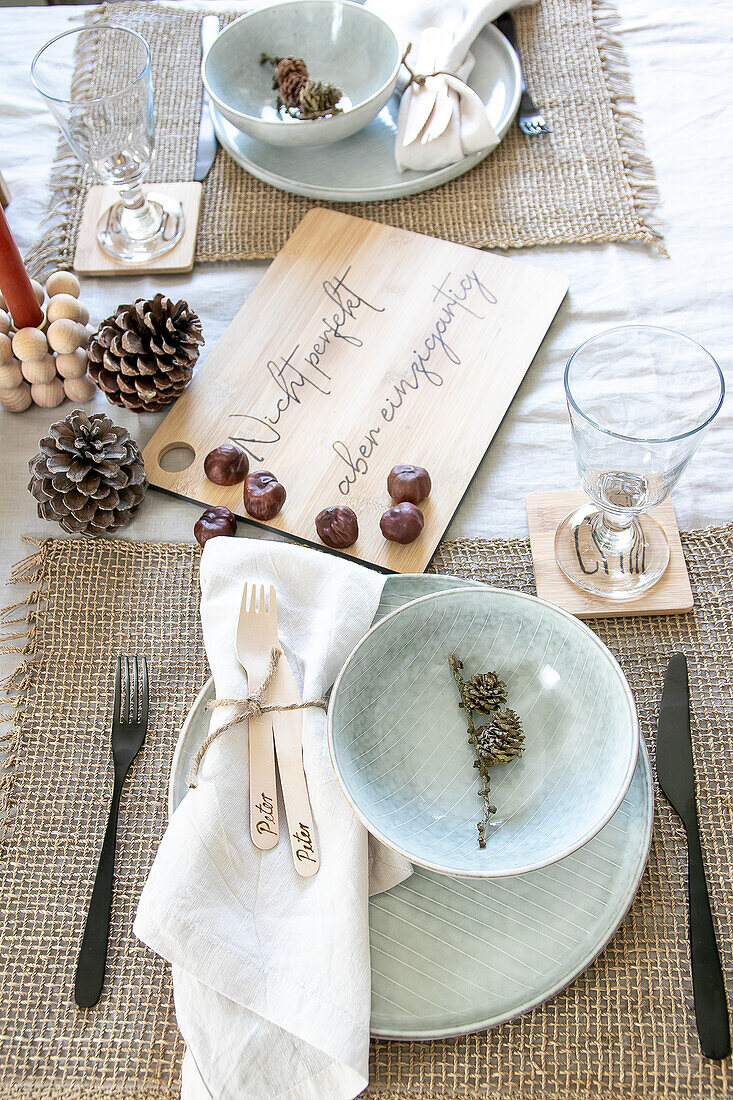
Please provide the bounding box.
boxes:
[228,267,497,496]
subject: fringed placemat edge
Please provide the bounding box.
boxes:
[591,0,668,256]
[0,535,49,850]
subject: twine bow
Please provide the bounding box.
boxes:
[187,647,327,788]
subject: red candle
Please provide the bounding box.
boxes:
[0,205,43,330]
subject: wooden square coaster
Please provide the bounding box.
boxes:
[73,182,202,276]
[526,490,693,618]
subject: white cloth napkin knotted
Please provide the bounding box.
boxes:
[366,0,537,171]
[134,538,411,1100]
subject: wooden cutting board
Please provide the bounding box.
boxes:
[144,210,569,572]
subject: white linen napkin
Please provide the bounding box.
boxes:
[134,537,411,1100]
[365,0,537,171]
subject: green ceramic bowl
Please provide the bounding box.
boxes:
[328,587,639,878]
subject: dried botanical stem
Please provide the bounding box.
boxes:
[449,654,495,848]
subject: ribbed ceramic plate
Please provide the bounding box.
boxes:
[169,574,653,1039]
[211,25,521,201]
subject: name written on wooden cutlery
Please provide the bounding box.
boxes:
[292,822,317,864]
[255,792,277,836]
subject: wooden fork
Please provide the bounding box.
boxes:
[235,583,319,875]
[236,583,279,850]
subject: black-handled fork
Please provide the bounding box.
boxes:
[496,12,551,135]
[74,656,149,1009]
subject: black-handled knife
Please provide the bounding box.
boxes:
[195,15,220,182]
[656,652,731,1059]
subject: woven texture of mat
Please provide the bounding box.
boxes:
[27,0,666,275]
[1,526,731,1098]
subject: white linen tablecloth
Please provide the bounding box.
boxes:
[0,0,730,619]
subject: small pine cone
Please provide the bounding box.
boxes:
[88,294,203,413]
[275,56,309,108]
[28,410,147,536]
[298,79,342,119]
[464,671,508,713]
[475,710,524,767]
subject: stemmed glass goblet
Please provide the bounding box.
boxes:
[31,25,184,263]
[555,325,724,599]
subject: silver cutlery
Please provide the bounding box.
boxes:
[656,652,730,1059]
[75,656,149,1008]
[496,13,551,136]
[194,15,220,181]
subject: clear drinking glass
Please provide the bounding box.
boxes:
[555,325,724,599]
[31,26,184,262]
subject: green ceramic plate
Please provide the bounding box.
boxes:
[169,573,653,1039]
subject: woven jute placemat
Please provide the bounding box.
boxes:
[1,526,731,1099]
[27,0,666,275]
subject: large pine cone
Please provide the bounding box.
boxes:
[87,294,203,413]
[275,56,309,107]
[28,410,147,536]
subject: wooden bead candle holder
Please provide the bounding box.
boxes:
[0,270,97,413]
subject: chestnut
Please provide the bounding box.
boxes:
[387,464,431,505]
[380,502,424,544]
[204,443,249,486]
[243,470,286,520]
[315,505,359,549]
[194,505,237,547]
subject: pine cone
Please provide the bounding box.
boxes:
[298,79,342,118]
[275,56,309,108]
[87,294,203,413]
[28,410,147,536]
[464,671,508,713]
[475,710,524,767]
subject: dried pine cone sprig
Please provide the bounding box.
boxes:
[463,670,508,713]
[260,54,309,107]
[448,655,524,848]
[28,410,147,536]
[475,711,524,767]
[296,80,342,120]
[260,52,343,120]
[88,294,203,413]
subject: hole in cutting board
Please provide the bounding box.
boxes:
[158,442,195,472]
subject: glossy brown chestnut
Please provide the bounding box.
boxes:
[204,443,249,486]
[244,470,286,520]
[315,505,359,548]
[380,502,424,544]
[194,505,237,547]
[387,464,431,505]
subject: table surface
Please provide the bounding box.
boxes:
[1,0,731,603]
